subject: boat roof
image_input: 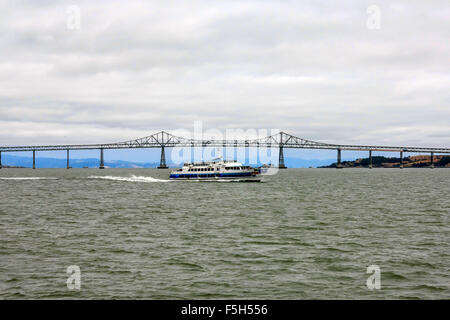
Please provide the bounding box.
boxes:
[183,160,243,166]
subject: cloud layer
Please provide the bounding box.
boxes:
[0,0,449,147]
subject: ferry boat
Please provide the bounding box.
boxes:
[169,159,261,182]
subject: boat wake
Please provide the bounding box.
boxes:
[88,175,170,183]
[0,177,58,180]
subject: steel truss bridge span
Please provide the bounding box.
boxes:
[0,131,449,169]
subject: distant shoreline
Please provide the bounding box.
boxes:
[320,155,450,168]
[1,155,449,169]
[0,166,25,168]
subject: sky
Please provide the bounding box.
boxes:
[0,0,449,162]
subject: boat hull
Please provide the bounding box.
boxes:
[169,173,261,182]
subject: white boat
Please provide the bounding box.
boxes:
[169,159,261,182]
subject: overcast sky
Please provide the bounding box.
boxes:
[0,0,449,150]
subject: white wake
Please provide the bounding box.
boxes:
[88,175,170,183]
[0,177,58,180]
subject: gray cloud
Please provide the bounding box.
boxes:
[0,0,449,147]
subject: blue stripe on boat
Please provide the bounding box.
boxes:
[170,172,252,178]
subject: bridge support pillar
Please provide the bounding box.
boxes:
[66,149,70,169]
[336,149,343,169]
[430,152,434,169]
[400,151,404,169]
[158,145,168,169]
[278,146,287,169]
[32,150,36,169]
[99,148,105,169]
[369,150,373,169]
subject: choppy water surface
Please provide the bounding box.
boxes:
[0,168,449,299]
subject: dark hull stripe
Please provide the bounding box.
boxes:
[170,172,254,179]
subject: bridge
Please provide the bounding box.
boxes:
[0,131,449,169]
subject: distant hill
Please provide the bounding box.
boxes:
[1,154,160,169]
[1,154,336,168]
[1,165,25,168]
[320,155,450,168]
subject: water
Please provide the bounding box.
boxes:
[0,168,449,299]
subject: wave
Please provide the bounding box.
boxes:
[0,177,58,180]
[87,175,170,183]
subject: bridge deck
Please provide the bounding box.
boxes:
[0,131,449,154]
